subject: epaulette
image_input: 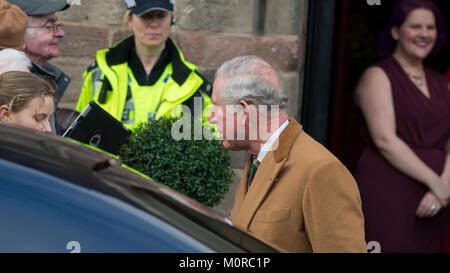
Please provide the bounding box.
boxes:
[85,61,98,73]
[195,71,213,97]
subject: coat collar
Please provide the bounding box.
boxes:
[233,118,303,231]
[30,62,71,104]
[272,118,302,162]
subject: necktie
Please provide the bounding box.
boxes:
[247,158,260,190]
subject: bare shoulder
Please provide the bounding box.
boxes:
[358,66,390,89]
[355,65,392,105]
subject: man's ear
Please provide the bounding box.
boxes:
[239,100,251,125]
[0,105,12,122]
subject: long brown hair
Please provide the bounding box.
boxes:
[0,71,57,113]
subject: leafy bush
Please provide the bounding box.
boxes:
[119,117,233,207]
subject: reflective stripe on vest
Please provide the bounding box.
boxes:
[90,66,103,99]
[121,66,173,126]
[122,74,134,124]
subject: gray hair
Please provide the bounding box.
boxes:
[215,55,288,110]
[0,48,32,74]
[25,16,36,38]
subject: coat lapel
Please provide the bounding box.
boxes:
[230,157,252,221]
[233,119,303,231]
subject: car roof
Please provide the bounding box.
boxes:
[0,122,278,253]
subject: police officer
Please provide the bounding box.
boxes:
[76,0,212,129]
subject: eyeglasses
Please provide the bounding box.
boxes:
[28,22,63,32]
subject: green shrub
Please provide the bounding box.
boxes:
[119,117,233,207]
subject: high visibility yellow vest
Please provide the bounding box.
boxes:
[76,37,213,130]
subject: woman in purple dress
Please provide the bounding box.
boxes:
[354,0,450,252]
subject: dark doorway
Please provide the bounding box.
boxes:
[301,0,337,145]
[327,0,450,174]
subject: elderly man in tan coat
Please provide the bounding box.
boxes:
[208,56,367,253]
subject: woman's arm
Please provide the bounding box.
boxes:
[355,66,450,205]
[440,139,450,181]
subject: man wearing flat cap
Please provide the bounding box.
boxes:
[8,0,72,135]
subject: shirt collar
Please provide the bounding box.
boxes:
[256,120,290,163]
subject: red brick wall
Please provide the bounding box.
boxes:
[54,0,307,115]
